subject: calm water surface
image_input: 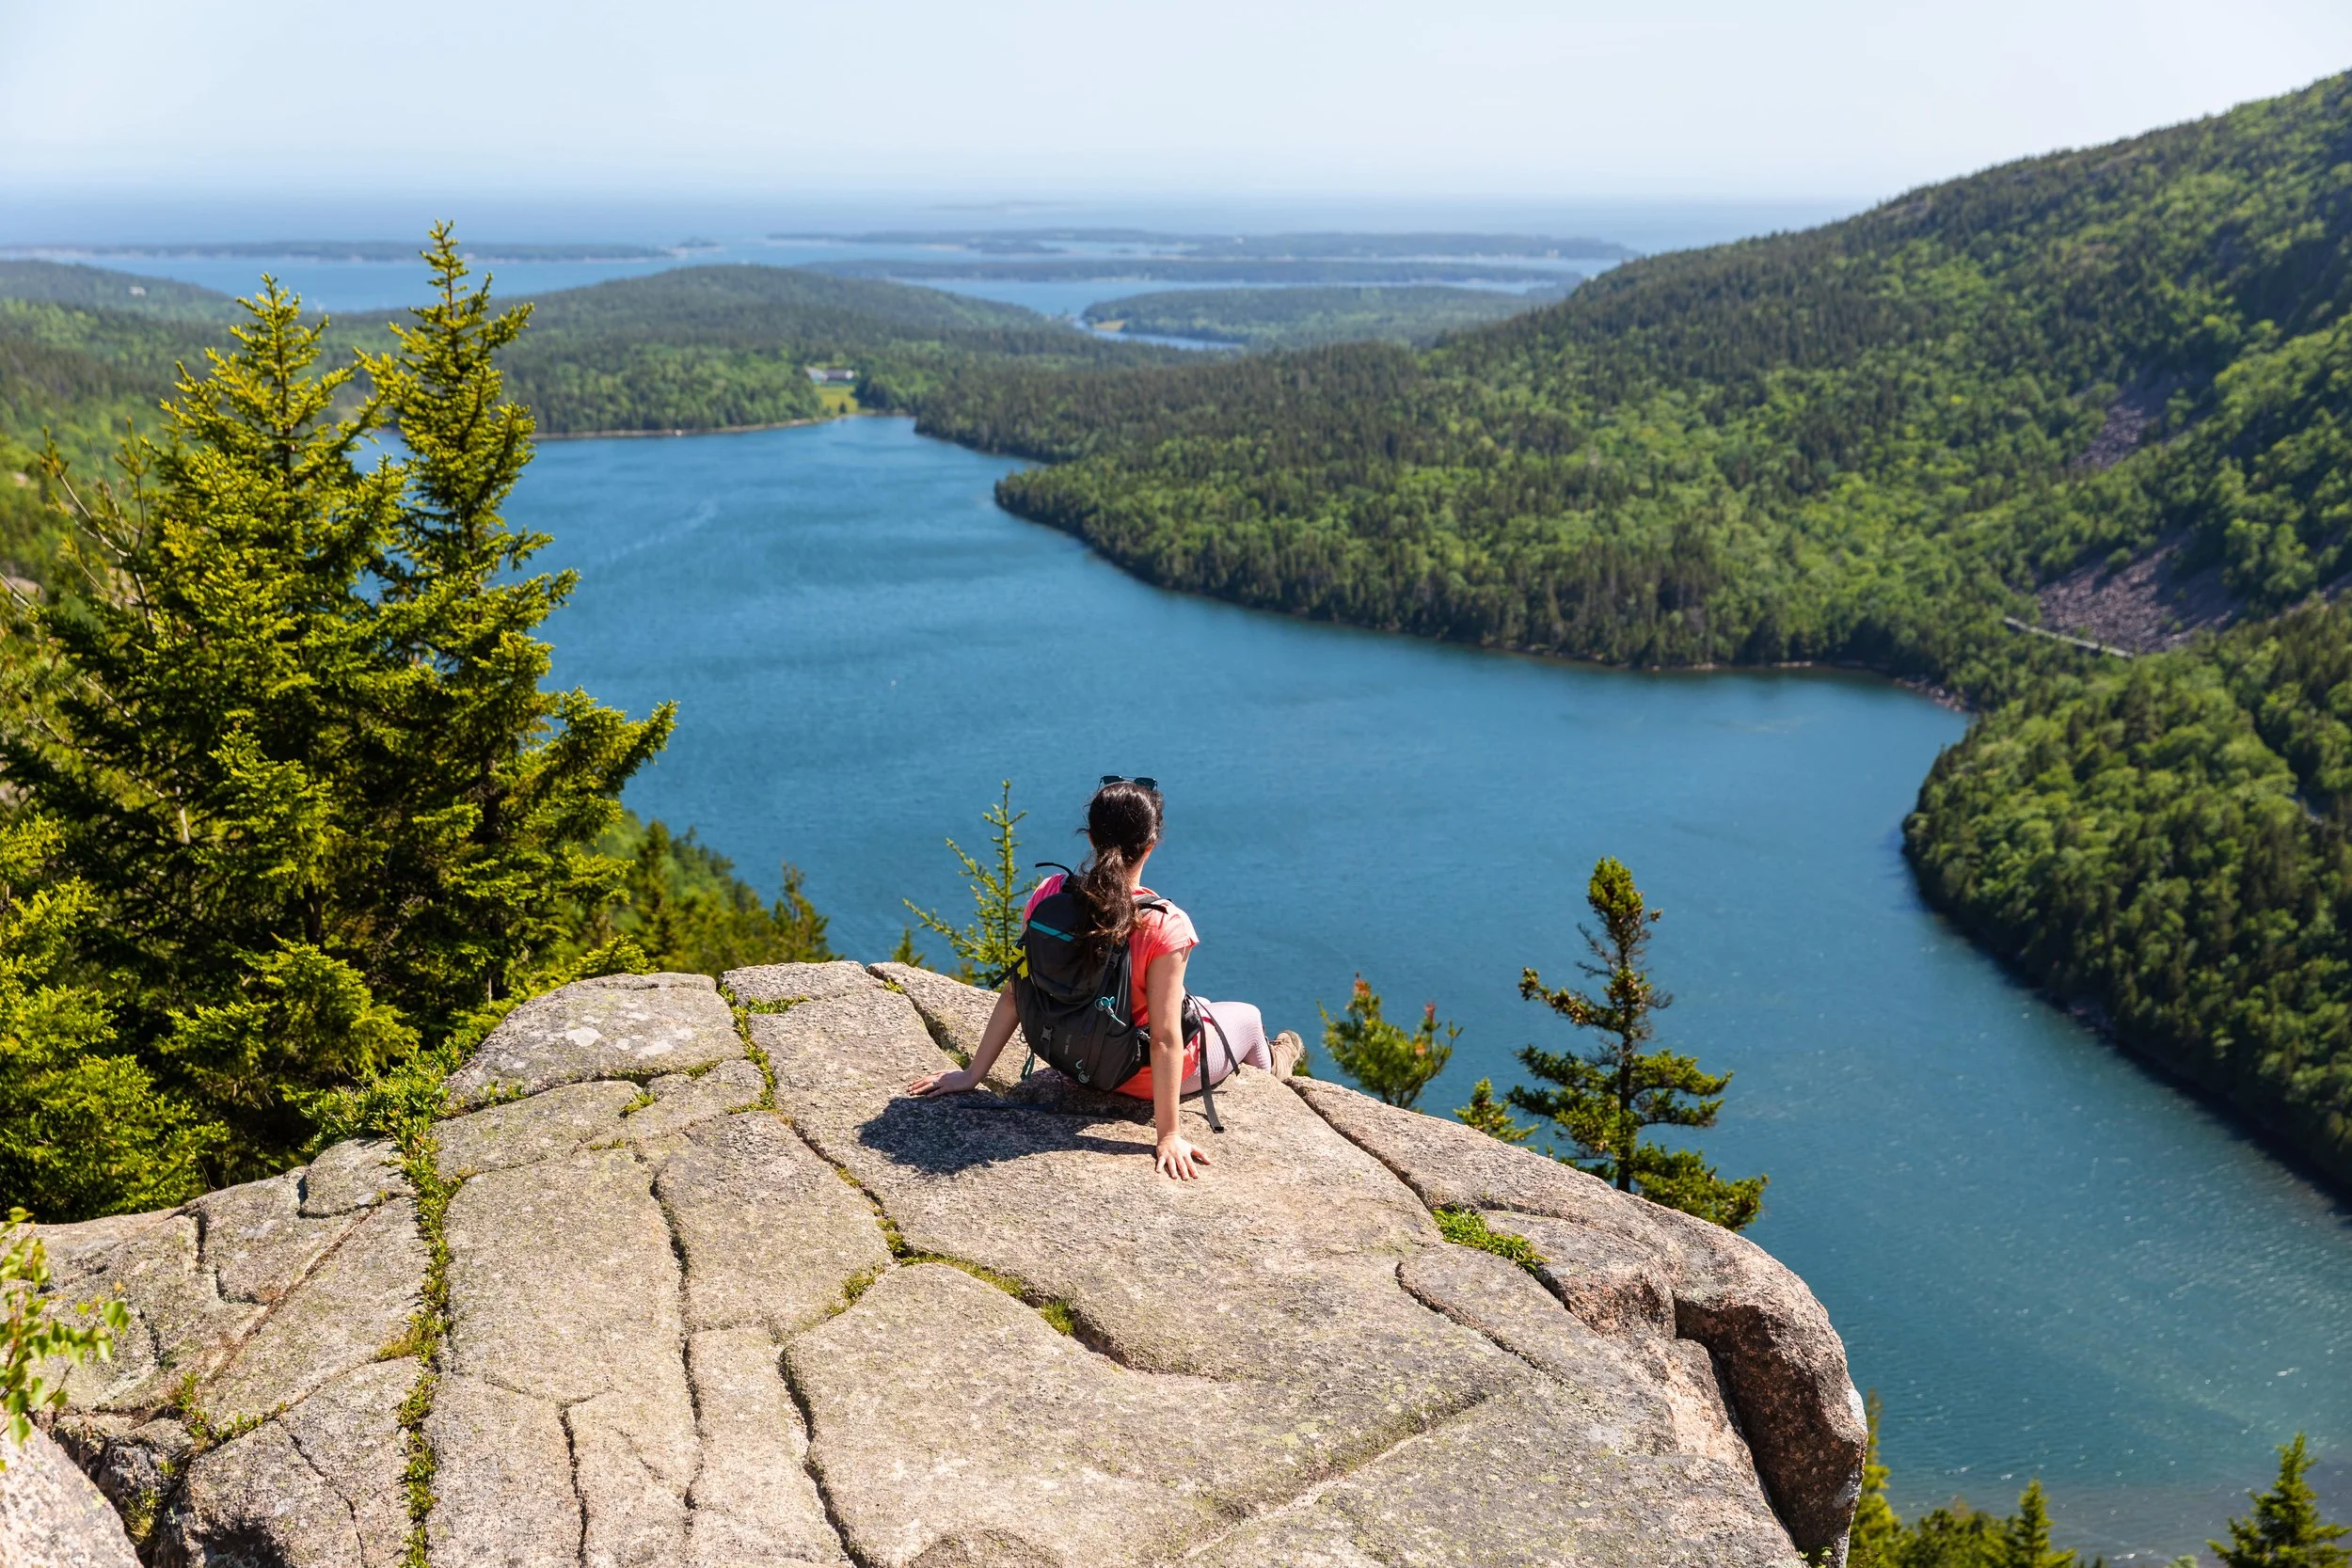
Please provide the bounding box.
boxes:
[516,417,2352,1561]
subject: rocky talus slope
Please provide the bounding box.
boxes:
[22,962,1866,1567]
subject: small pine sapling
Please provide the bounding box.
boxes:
[1455,1077,1533,1144]
[906,782,1035,985]
[1320,976,1456,1109]
[1511,857,1765,1230]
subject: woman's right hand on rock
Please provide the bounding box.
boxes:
[1155,1133,1212,1181]
[908,1066,978,1097]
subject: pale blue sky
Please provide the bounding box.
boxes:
[4,0,2347,206]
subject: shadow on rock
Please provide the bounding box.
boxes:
[853,1090,1143,1176]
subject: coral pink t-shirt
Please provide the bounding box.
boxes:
[1025,873,1198,1031]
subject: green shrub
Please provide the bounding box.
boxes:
[0,1208,127,1460]
[1320,976,1455,1108]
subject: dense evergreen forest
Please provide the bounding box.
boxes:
[904,72,2352,1189]
[1083,283,1571,349]
[1906,601,2352,1185]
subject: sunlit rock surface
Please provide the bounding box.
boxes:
[33,962,1863,1567]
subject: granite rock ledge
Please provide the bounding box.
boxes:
[26,962,1864,1567]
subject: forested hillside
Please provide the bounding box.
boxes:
[0,282,226,467]
[919,74,2352,690]
[0,260,1168,464]
[908,72,2352,1187]
[482,264,1168,432]
[1907,600,2352,1185]
[0,267,239,573]
[0,260,242,317]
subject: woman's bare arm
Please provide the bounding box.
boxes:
[1146,947,1209,1180]
[908,987,1019,1097]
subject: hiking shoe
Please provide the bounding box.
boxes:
[1270,1030,1305,1078]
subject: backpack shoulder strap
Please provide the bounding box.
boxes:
[1185,993,1228,1135]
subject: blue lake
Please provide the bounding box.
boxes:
[516,415,2352,1562]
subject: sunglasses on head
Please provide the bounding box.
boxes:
[1101,774,1159,791]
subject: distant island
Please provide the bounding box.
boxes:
[1084,283,1576,349]
[12,240,675,262]
[773,227,1639,261]
[807,256,1575,286]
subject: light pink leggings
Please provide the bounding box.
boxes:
[1182,999,1272,1093]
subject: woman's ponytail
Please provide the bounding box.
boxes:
[1074,779,1163,959]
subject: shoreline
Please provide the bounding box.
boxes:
[532,411,1982,718]
[535,409,877,442]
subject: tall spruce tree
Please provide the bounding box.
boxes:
[2,230,670,1180]
[1510,857,1765,1230]
[357,225,672,1034]
[2213,1435,2350,1568]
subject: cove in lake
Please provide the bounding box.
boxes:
[518,415,2352,1561]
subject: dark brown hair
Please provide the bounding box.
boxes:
[1074,778,1163,958]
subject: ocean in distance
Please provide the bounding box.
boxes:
[39,237,1581,324]
[517,415,2352,1562]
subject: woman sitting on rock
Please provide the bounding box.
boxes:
[908,775,1287,1180]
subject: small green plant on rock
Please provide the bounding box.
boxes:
[1432,1207,1545,1276]
[1845,1393,1903,1567]
[166,1375,273,1455]
[0,1207,128,1462]
[1320,976,1456,1109]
